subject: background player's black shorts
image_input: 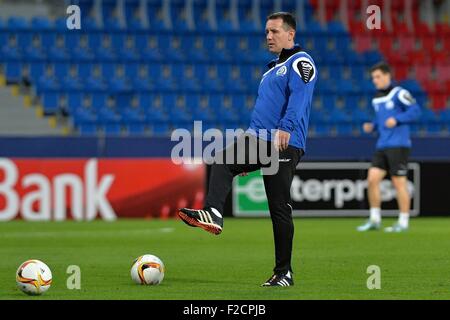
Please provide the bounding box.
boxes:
[371,147,410,177]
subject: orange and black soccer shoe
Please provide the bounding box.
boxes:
[177,207,223,235]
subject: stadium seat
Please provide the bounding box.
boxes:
[41,92,60,115]
[0,1,443,138]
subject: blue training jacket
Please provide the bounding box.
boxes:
[371,85,421,150]
[248,45,317,151]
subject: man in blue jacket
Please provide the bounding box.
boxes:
[358,62,421,233]
[178,12,317,286]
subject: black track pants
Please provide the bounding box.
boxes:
[204,133,303,274]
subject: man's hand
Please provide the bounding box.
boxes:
[385,117,397,128]
[274,130,291,151]
[363,122,374,133]
[239,172,248,177]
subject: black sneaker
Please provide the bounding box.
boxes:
[261,271,294,287]
[177,207,223,235]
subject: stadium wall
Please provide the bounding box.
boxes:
[1,136,449,220]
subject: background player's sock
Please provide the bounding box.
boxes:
[370,207,381,224]
[398,212,409,228]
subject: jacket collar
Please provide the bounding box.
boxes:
[267,44,302,69]
[375,83,395,97]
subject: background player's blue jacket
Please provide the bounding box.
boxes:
[248,45,317,151]
[371,85,421,150]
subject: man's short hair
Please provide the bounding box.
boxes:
[370,62,392,74]
[267,12,297,31]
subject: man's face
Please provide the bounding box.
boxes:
[265,18,294,54]
[371,70,391,90]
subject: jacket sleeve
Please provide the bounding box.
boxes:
[371,119,378,132]
[394,89,422,124]
[277,56,316,133]
[369,100,379,132]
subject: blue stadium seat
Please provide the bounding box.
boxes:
[439,109,450,124]
[23,38,46,62]
[78,124,98,135]
[409,124,420,135]
[73,105,98,135]
[42,92,59,115]
[101,63,116,79]
[1,1,441,138]
[193,0,214,31]
[7,16,29,30]
[336,80,358,95]
[99,108,122,135]
[102,0,122,30]
[108,76,131,93]
[5,62,22,83]
[123,101,146,135]
[321,95,336,110]
[305,20,325,34]
[61,72,84,91]
[352,108,372,123]
[344,96,359,110]
[351,66,367,81]
[125,0,142,30]
[91,93,108,111]
[77,0,95,15]
[259,0,274,26]
[216,0,236,32]
[171,0,192,31]
[67,93,83,114]
[150,123,170,136]
[400,79,423,93]
[329,108,352,124]
[327,21,347,35]
[81,16,100,31]
[336,123,354,135]
[147,0,168,31]
[118,37,139,62]
[422,108,439,123]
[29,62,45,83]
[310,107,329,123]
[195,65,224,92]
[360,80,375,94]
[425,123,443,134]
[362,50,383,64]
[77,63,93,78]
[31,16,52,30]
[126,123,146,135]
[54,63,70,80]
[218,99,240,126]
[237,0,258,31]
[132,73,155,91]
[343,51,365,64]
[314,124,332,136]
[0,21,6,48]
[190,96,217,123]
[1,36,23,61]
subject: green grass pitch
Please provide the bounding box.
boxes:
[1,218,449,300]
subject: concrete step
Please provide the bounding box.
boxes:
[0,85,63,136]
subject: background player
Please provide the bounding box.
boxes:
[358,62,421,233]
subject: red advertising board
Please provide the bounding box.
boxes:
[0,158,205,221]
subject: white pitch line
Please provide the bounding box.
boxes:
[0,227,175,238]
